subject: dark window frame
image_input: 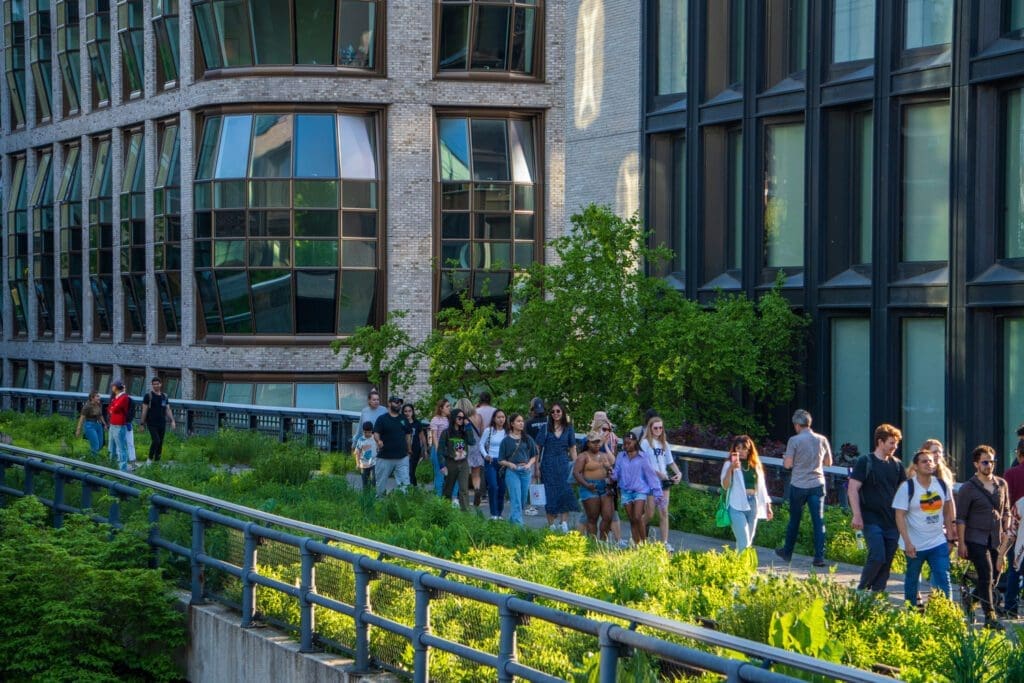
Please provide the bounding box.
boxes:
[703,0,746,101]
[116,0,145,99]
[120,126,147,342]
[30,146,56,338]
[7,154,29,338]
[999,82,1024,267]
[761,0,808,92]
[87,133,115,340]
[28,0,53,123]
[825,0,875,79]
[58,141,84,340]
[822,103,874,281]
[152,0,179,89]
[648,0,688,112]
[86,0,112,108]
[155,118,182,342]
[433,0,545,81]
[647,130,686,279]
[56,0,81,115]
[896,0,953,69]
[759,113,807,283]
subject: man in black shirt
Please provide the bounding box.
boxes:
[848,423,907,592]
[373,396,410,497]
[523,397,547,515]
[140,377,176,462]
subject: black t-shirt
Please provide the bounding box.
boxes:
[142,391,170,427]
[374,412,408,460]
[850,454,907,529]
[526,415,546,441]
[403,420,424,457]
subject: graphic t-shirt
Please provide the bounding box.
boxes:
[892,477,949,552]
[353,434,377,469]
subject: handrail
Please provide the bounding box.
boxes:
[0,442,896,683]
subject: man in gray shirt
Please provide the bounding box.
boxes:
[775,409,833,567]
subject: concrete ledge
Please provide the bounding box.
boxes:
[185,598,398,682]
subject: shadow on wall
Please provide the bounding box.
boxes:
[574,0,605,130]
[617,152,639,218]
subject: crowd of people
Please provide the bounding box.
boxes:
[354,390,680,549]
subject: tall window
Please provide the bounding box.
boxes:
[58,144,83,338]
[29,0,52,121]
[901,101,950,263]
[64,363,82,391]
[30,149,55,337]
[86,0,111,107]
[11,361,28,387]
[704,0,744,98]
[56,0,80,114]
[436,114,539,314]
[1011,0,1024,34]
[194,111,382,337]
[647,133,686,275]
[763,121,805,269]
[700,125,743,282]
[437,0,540,76]
[902,317,946,460]
[37,362,53,389]
[117,0,144,97]
[193,0,381,72]
[1005,89,1024,259]
[155,121,181,340]
[904,0,953,50]
[831,318,870,451]
[152,0,179,88]
[4,0,27,128]
[655,0,687,95]
[88,137,114,338]
[7,156,28,336]
[763,0,807,89]
[121,129,146,340]
[832,0,874,63]
[1005,318,1024,467]
[824,108,873,277]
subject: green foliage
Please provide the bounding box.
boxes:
[331,309,423,395]
[0,497,186,682]
[769,599,846,670]
[251,441,321,486]
[938,628,1007,683]
[423,294,506,408]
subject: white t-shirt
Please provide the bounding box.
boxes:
[640,439,671,478]
[892,476,949,552]
[479,427,507,461]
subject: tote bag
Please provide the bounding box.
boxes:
[529,483,547,507]
[715,490,731,528]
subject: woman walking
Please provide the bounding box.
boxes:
[590,411,628,547]
[440,409,477,511]
[401,403,427,486]
[641,416,683,550]
[455,398,482,506]
[720,435,773,552]
[75,392,107,456]
[480,409,509,520]
[536,401,579,533]
[574,430,616,539]
[428,399,451,496]
[499,413,537,525]
[611,432,663,545]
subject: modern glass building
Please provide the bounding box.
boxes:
[643,0,1024,466]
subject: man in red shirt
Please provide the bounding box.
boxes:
[107,380,131,472]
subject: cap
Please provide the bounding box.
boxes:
[388,396,403,404]
[112,379,125,390]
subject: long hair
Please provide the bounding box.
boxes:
[433,398,449,418]
[448,409,467,434]
[401,403,417,422]
[506,412,525,435]
[642,416,669,451]
[490,409,507,431]
[454,397,475,420]
[547,401,570,431]
[729,435,761,471]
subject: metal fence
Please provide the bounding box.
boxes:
[0,444,894,683]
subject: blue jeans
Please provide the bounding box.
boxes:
[108,424,129,471]
[903,541,951,605]
[729,495,758,552]
[506,468,532,525]
[782,484,825,560]
[858,523,900,591]
[1005,547,1021,613]
[83,420,103,456]
[484,460,506,517]
[374,456,409,497]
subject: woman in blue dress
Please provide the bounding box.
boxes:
[536,401,579,532]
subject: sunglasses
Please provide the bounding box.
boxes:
[979,460,994,465]
[600,427,610,432]
[652,426,664,430]
[455,415,466,420]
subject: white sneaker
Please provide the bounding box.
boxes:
[524,506,539,516]
[616,538,631,549]
[451,499,459,508]
[549,523,560,532]
[663,542,675,552]
[559,521,569,533]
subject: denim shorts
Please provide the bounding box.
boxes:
[621,490,648,505]
[579,479,608,501]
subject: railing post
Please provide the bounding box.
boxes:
[241,525,259,627]
[147,502,162,569]
[23,464,34,495]
[0,461,6,505]
[299,540,317,653]
[191,509,206,605]
[53,472,65,528]
[497,596,519,683]
[81,482,93,510]
[108,496,121,529]
[412,575,431,682]
[352,559,372,673]
[598,623,621,683]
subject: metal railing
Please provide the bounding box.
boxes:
[0,443,895,683]
[0,387,856,501]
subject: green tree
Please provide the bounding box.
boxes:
[331,310,423,396]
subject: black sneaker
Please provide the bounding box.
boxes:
[775,548,792,563]
[812,558,826,567]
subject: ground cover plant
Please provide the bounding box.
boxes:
[3,413,1024,680]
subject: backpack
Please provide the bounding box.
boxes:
[905,476,948,503]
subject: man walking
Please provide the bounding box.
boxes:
[373,396,410,496]
[107,380,131,472]
[776,409,833,567]
[140,377,176,462]
[893,449,957,607]
[849,423,907,592]
[357,390,387,442]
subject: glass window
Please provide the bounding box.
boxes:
[763,0,807,89]
[295,383,337,409]
[763,121,805,268]
[340,115,378,180]
[216,115,254,178]
[117,0,144,96]
[339,0,376,67]
[704,0,744,99]
[31,150,55,336]
[85,0,111,106]
[5,0,27,127]
[647,133,686,274]
[155,121,182,341]
[1005,89,1024,259]
[295,115,338,178]
[854,111,873,264]
[29,0,53,121]
[250,114,293,178]
[8,156,28,336]
[1012,0,1024,33]
[904,0,953,50]
[831,318,871,452]
[250,2,291,64]
[56,0,80,113]
[254,383,293,406]
[902,101,950,262]
[121,130,146,340]
[295,0,334,65]
[88,137,114,338]
[152,0,179,87]
[832,0,874,63]
[902,318,946,460]
[656,0,687,95]
[437,0,541,76]
[1005,319,1024,467]
[222,382,254,404]
[59,144,83,339]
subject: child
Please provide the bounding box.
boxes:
[353,421,377,491]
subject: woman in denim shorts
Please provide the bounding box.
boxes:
[611,432,664,545]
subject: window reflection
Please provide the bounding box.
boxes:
[8,156,28,336]
[59,145,84,338]
[56,0,80,113]
[31,150,55,336]
[88,137,114,337]
[5,0,27,126]
[438,0,541,76]
[194,111,381,337]
[152,0,179,88]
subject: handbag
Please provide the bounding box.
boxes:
[529,483,547,507]
[715,489,731,528]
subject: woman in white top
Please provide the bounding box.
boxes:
[479,409,509,520]
[640,417,683,551]
[720,435,773,552]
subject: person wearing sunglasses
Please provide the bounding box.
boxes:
[956,444,1012,627]
[440,409,478,511]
